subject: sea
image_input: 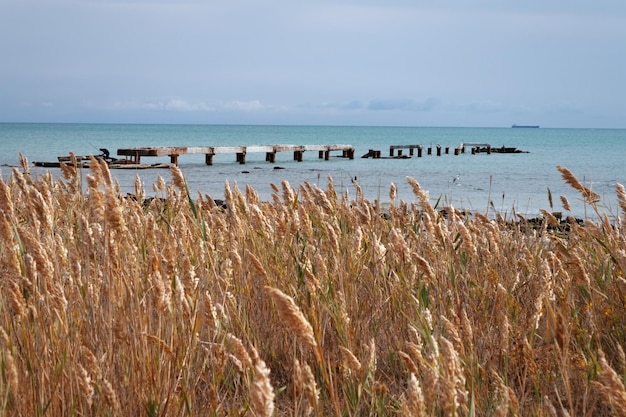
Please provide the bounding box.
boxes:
[1,123,625,221]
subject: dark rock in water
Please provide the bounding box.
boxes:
[274,166,286,170]
[518,213,584,234]
[241,170,250,174]
[212,199,228,210]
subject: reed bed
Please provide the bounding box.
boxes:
[0,155,625,416]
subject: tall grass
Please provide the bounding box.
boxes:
[0,156,625,416]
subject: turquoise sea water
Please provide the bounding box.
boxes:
[1,123,625,220]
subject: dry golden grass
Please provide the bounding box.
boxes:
[1,158,626,416]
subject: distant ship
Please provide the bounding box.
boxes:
[512,124,539,128]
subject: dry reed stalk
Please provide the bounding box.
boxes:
[372,235,387,263]
[594,351,626,416]
[297,204,314,238]
[246,184,260,205]
[156,175,166,192]
[402,373,426,417]
[389,183,397,204]
[618,344,626,376]
[223,180,233,206]
[304,266,320,294]
[617,183,626,223]
[299,181,310,208]
[352,226,364,255]
[353,205,371,224]
[201,291,219,331]
[406,176,438,220]
[560,195,571,211]
[0,178,15,219]
[294,358,305,396]
[96,157,113,187]
[351,176,363,203]
[75,363,94,408]
[491,371,509,417]
[326,174,338,203]
[439,336,466,415]
[302,360,319,413]
[540,209,559,227]
[457,220,477,256]
[339,346,362,376]
[0,214,16,264]
[363,338,377,380]
[172,274,191,318]
[100,377,121,414]
[412,253,435,282]
[294,358,319,414]
[398,351,419,376]
[4,278,26,318]
[134,175,144,200]
[389,228,410,259]
[234,184,249,216]
[105,192,127,236]
[17,225,54,291]
[543,396,559,417]
[264,286,317,350]
[282,180,296,207]
[460,308,474,354]
[151,258,171,312]
[79,346,102,381]
[440,315,463,353]
[313,253,328,279]
[557,166,600,204]
[312,184,334,214]
[3,350,19,393]
[86,177,105,218]
[224,334,253,371]
[250,354,275,417]
[247,252,268,279]
[570,253,591,288]
[408,341,439,411]
[547,187,553,209]
[170,164,187,193]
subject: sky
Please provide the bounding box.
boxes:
[1,0,625,128]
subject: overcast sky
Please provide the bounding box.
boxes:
[1,1,625,127]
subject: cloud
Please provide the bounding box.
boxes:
[367,98,439,112]
[107,98,278,113]
[307,98,439,112]
[108,98,212,112]
[448,100,506,114]
[223,100,265,112]
[164,99,214,112]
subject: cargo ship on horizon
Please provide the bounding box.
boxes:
[512,124,539,128]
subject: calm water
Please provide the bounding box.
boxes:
[1,123,625,220]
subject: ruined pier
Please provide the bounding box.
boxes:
[116,144,355,166]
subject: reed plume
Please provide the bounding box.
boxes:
[264,286,317,350]
[617,183,626,223]
[557,165,600,204]
[594,351,626,416]
[403,373,426,417]
[225,333,253,370]
[339,346,362,375]
[250,352,275,417]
